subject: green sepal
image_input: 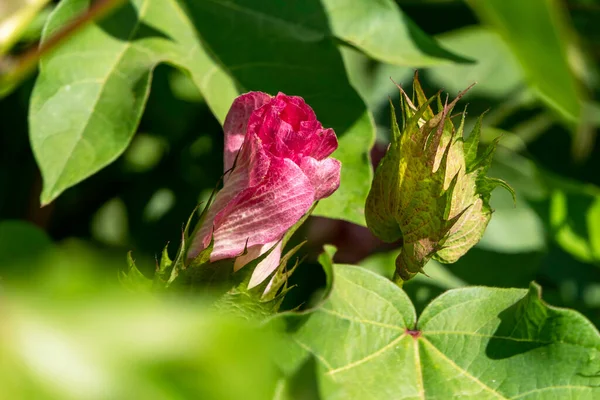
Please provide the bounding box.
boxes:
[166,176,222,286]
[153,244,172,285]
[258,240,306,302]
[471,135,501,175]
[119,252,153,292]
[210,241,287,319]
[480,176,517,206]
[210,205,320,317]
[165,204,199,286]
[464,111,486,168]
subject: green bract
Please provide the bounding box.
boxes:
[365,75,514,282]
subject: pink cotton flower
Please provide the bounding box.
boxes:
[187,92,341,288]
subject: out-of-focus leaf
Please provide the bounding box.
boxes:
[0,292,280,400]
[16,5,54,43]
[29,0,236,205]
[123,133,166,173]
[273,264,600,399]
[428,26,524,99]
[90,197,129,246]
[493,150,600,266]
[0,220,54,278]
[477,157,546,254]
[143,188,175,222]
[0,0,50,54]
[465,0,590,155]
[181,0,375,226]
[168,69,203,102]
[273,355,323,400]
[340,46,413,113]
[320,0,470,66]
[545,174,600,266]
[538,245,600,328]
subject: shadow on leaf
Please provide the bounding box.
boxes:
[98,1,172,43]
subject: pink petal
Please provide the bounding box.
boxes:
[232,240,283,289]
[187,133,271,259]
[309,128,338,160]
[250,94,338,162]
[276,93,317,129]
[298,156,341,200]
[209,157,315,261]
[223,92,272,172]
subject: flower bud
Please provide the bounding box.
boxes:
[187,92,341,289]
[365,74,514,282]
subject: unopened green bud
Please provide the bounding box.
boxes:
[365,73,514,283]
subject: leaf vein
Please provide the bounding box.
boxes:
[46,0,152,196]
[318,307,404,331]
[293,337,335,372]
[337,272,415,327]
[326,333,407,376]
[425,330,553,344]
[414,339,426,400]
[421,337,508,399]
[510,385,595,400]
[202,0,322,38]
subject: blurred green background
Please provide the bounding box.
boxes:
[1,0,600,398]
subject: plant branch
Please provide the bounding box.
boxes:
[0,0,125,95]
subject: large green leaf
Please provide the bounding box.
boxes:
[320,0,469,66]
[274,264,600,399]
[465,0,590,153]
[181,0,375,225]
[29,0,237,205]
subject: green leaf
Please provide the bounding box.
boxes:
[465,0,591,156]
[339,45,414,113]
[274,264,600,399]
[273,355,322,400]
[492,150,600,265]
[0,220,54,280]
[545,174,600,266]
[181,0,375,225]
[427,26,525,99]
[320,0,470,66]
[29,0,236,205]
[1,290,280,399]
[477,182,545,254]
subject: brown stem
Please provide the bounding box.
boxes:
[0,0,125,88]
